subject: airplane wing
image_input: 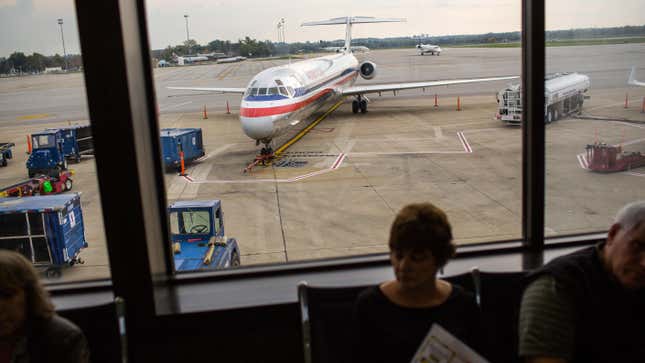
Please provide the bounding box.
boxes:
[167,86,246,94]
[628,66,645,87]
[341,76,519,96]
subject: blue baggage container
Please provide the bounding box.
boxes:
[160,128,205,170]
[0,193,88,277]
[45,124,94,162]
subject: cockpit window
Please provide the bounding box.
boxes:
[258,88,268,95]
[267,87,278,95]
[278,87,288,96]
[287,86,295,97]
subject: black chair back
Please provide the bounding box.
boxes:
[474,270,527,363]
[58,297,127,363]
[298,282,372,363]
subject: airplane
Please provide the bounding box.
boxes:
[173,53,209,65]
[168,16,517,157]
[417,43,442,56]
[217,56,247,64]
[323,45,370,53]
[628,66,645,86]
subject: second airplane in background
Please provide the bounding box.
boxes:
[417,43,443,56]
[169,16,517,157]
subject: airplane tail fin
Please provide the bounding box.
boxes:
[302,16,405,54]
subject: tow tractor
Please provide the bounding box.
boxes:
[585,143,645,173]
[0,142,14,167]
[0,170,73,197]
[168,200,240,271]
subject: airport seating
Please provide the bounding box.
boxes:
[297,271,478,363]
[58,297,128,363]
[472,269,528,363]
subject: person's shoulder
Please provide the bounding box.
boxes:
[356,285,383,303]
[447,283,477,306]
[35,315,83,340]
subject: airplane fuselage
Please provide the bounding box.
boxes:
[239,53,359,144]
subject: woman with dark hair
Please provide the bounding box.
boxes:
[353,203,481,363]
[0,250,90,363]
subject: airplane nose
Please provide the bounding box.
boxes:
[240,116,274,141]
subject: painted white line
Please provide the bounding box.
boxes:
[576,154,588,169]
[434,126,443,139]
[457,131,473,153]
[610,121,645,130]
[159,101,193,112]
[625,171,645,178]
[349,150,470,157]
[183,152,348,184]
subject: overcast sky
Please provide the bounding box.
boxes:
[2,0,645,57]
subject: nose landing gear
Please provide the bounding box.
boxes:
[243,143,275,173]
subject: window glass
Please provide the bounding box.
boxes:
[545,0,645,238]
[180,211,211,234]
[150,1,521,271]
[0,2,109,282]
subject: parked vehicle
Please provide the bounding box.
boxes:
[0,193,88,278]
[497,72,590,124]
[160,128,205,171]
[0,142,14,167]
[168,200,240,271]
[26,125,93,177]
[0,170,73,197]
[585,143,645,172]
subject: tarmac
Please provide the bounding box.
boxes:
[1,44,644,281]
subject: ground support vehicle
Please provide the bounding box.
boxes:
[168,200,240,271]
[27,126,93,177]
[0,171,73,197]
[496,72,590,124]
[0,193,88,278]
[161,128,205,171]
[585,143,645,172]
[46,125,94,163]
[0,143,15,167]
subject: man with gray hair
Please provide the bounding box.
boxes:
[518,200,645,363]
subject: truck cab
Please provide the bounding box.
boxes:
[168,200,240,272]
[26,130,67,177]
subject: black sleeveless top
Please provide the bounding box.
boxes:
[533,245,645,363]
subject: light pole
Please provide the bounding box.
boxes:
[57,18,68,71]
[280,18,286,44]
[184,14,190,54]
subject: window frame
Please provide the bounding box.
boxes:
[69,0,565,344]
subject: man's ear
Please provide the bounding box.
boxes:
[606,223,621,246]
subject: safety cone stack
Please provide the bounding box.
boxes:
[202,105,208,119]
[26,135,32,154]
[434,94,438,108]
[226,100,231,114]
[456,96,461,111]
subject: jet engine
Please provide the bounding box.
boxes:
[359,61,376,80]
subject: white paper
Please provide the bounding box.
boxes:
[410,324,489,363]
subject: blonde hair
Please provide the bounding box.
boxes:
[0,250,55,320]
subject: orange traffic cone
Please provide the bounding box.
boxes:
[202,105,208,119]
[434,94,438,108]
[27,135,32,154]
[456,96,461,111]
[624,93,629,108]
[226,100,231,114]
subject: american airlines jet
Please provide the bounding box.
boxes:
[628,66,645,87]
[169,17,517,156]
[417,43,442,56]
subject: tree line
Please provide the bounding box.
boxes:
[0,52,82,75]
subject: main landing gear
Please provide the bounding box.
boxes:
[352,95,368,114]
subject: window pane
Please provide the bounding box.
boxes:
[151,1,521,271]
[545,1,645,238]
[0,2,109,282]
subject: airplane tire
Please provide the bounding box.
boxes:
[360,100,368,113]
[0,159,6,167]
[231,251,241,267]
[352,100,359,114]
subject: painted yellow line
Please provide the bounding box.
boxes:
[216,63,241,80]
[18,114,51,121]
[274,98,345,157]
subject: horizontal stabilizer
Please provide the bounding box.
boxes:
[301,16,405,26]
